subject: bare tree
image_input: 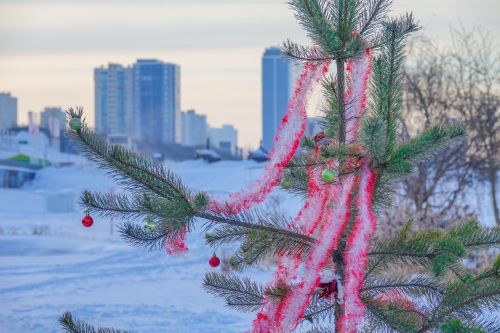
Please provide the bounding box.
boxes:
[448,28,500,226]
[393,40,473,228]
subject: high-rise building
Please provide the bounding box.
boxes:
[94,64,132,137]
[261,47,291,151]
[0,92,18,130]
[40,107,65,130]
[182,109,207,147]
[306,117,321,137]
[209,124,238,155]
[132,59,180,144]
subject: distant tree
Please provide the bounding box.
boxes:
[398,39,473,227]
[448,28,500,226]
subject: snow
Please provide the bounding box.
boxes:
[0,156,497,332]
[0,159,302,332]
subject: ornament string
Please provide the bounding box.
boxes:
[209,60,331,215]
[251,148,330,332]
[338,162,377,333]
[274,175,356,332]
[271,49,372,332]
[164,226,189,255]
[345,48,371,144]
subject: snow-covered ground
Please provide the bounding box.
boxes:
[0,159,303,333]
[0,157,497,332]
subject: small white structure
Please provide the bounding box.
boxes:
[209,124,238,155]
[306,117,322,137]
[182,109,208,147]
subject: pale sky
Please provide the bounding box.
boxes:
[1,0,499,149]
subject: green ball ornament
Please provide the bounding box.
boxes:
[144,221,156,233]
[69,117,82,131]
[280,177,293,189]
[322,168,335,183]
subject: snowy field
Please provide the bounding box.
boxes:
[0,157,497,332]
[0,159,304,333]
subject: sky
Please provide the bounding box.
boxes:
[1,0,499,149]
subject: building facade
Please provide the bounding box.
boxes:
[0,92,18,131]
[261,47,291,151]
[306,117,321,137]
[209,124,238,155]
[182,109,207,147]
[40,107,65,130]
[132,59,180,144]
[94,64,132,137]
[94,60,180,145]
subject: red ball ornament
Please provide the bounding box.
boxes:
[82,214,94,228]
[319,279,338,299]
[209,254,220,268]
[314,131,325,143]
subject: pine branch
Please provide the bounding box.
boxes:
[414,280,500,333]
[361,276,445,298]
[367,220,500,277]
[82,190,195,225]
[337,58,347,143]
[59,312,128,333]
[68,109,315,252]
[362,14,420,163]
[284,0,366,61]
[332,0,363,42]
[201,212,314,245]
[204,211,312,269]
[203,271,338,325]
[288,0,340,55]
[302,295,336,324]
[363,296,424,333]
[202,272,265,312]
[282,40,332,63]
[66,108,190,202]
[439,318,487,333]
[384,123,466,178]
[427,278,500,330]
[118,221,173,251]
[321,75,341,141]
[360,116,388,165]
[358,0,392,38]
[81,188,314,252]
[448,219,500,249]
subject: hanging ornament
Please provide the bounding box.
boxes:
[280,176,293,189]
[318,279,338,299]
[313,131,325,143]
[209,254,220,268]
[69,117,82,131]
[313,131,329,145]
[144,219,156,233]
[81,212,93,228]
[321,168,335,183]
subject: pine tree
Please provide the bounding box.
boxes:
[61,1,500,332]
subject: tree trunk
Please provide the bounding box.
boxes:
[336,58,346,144]
[488,167,500,226]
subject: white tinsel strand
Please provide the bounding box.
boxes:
[345,48,371,144]
[274,176,356,332]
[251,150,331,332]
[338,163,377,333]
[209,61,331,215]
